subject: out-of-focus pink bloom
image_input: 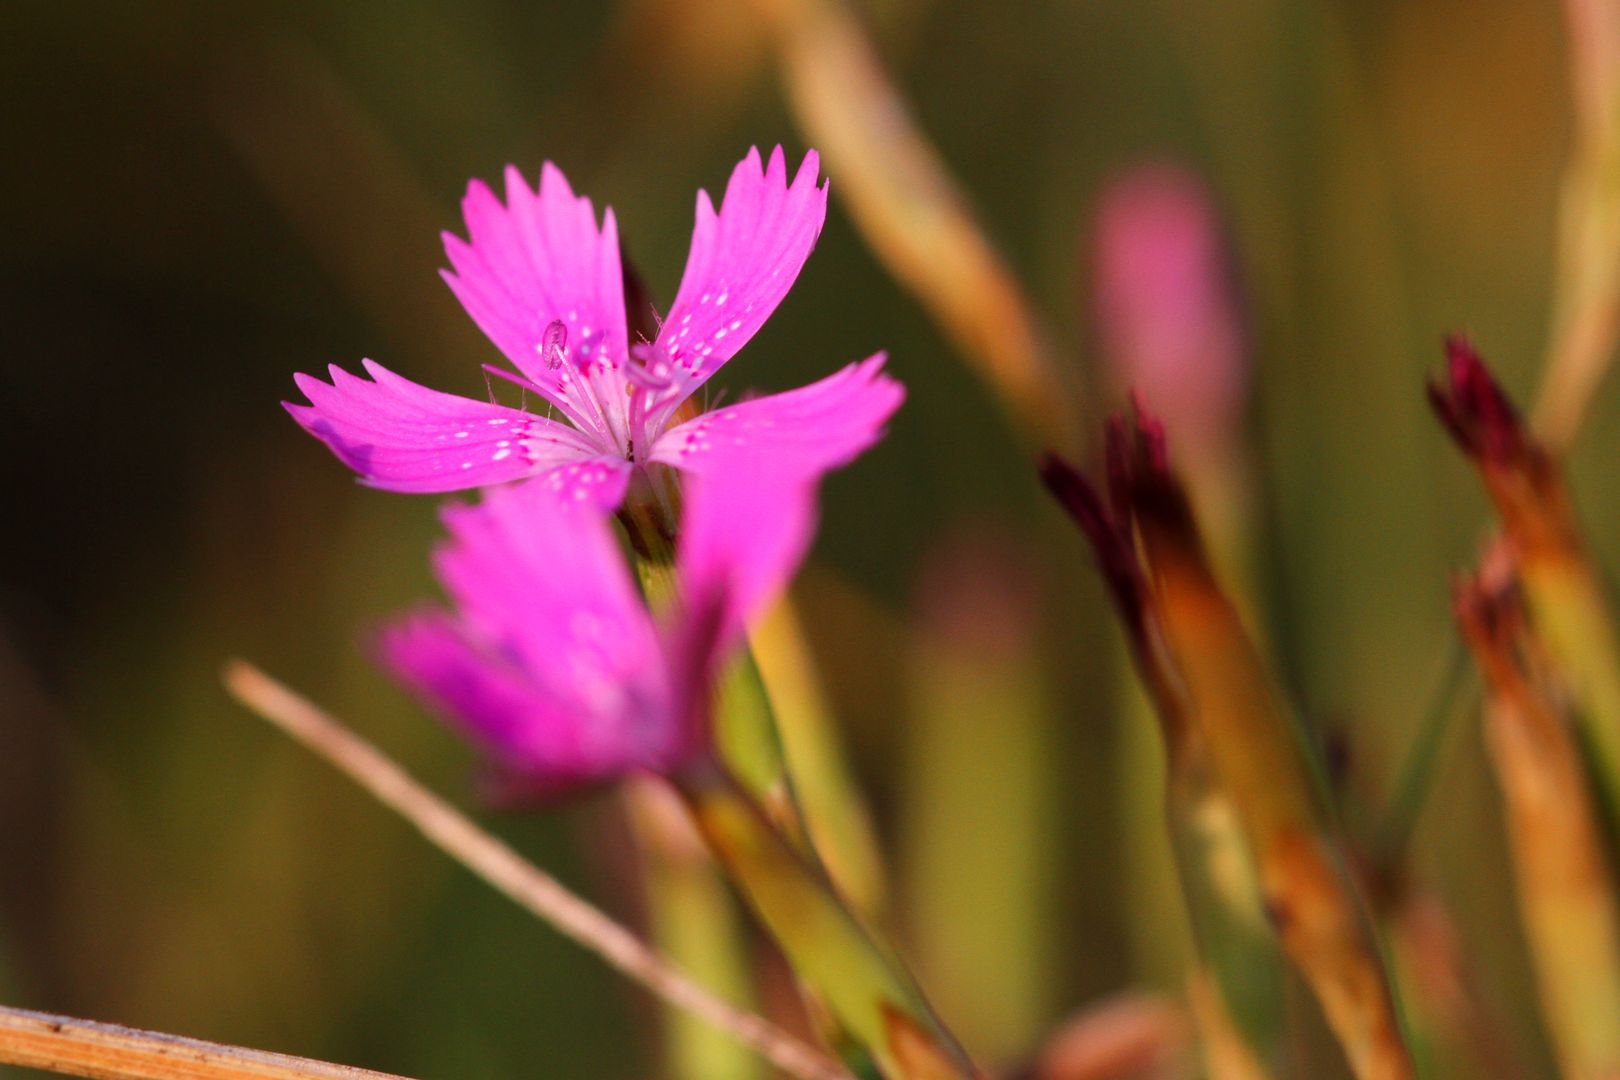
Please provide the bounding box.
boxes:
[1091,164,1245,449]
[377,462,822,793]
[287,147,902,507]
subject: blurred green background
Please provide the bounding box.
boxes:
[0,0,1608,1075]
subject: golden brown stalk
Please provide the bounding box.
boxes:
[0,1004,409,1080]
[1431,339,1620,826]
[1138,506,1410,1080]
[1453,559,1620,1080]
[1040,456,1285,1080]
[746,0,1078,448]
[1533,0,1620,449]
[1048,407,1414,1080]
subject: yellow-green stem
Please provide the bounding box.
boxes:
[626,778,762,1080]
[678,770,976,1079]
[1519,553,1620,825]
[751,600,887,917]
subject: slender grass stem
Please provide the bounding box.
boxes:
[222,660,851,1080]
[1372,636,1474,867]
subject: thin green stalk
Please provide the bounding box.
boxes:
[752,600,888,918]
[627,779,763,1080]
[1371,637,1474,867]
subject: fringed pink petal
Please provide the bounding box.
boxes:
[376,608,641,791]
[285,360,599,493]
[441,164,630,434]
[649,353,904,481]
[431,480,672,764]
[651,147,828,411]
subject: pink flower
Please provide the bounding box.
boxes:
[376,461,820,792]
[287,147,902,507]
[1091,163,1245,451]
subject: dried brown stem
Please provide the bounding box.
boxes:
[222,660,851,1080]
[0,1004,409,1080]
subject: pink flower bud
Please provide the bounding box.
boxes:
[1090,164,1246,450]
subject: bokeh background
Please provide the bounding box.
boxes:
[0,0,1607,1076]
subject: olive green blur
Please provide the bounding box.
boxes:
[0,1,1608,1077]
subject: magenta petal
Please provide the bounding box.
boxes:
[432,481,672,760]
[649,353,904,481]
[286,360,599,493]
[377,608,642,789]
[527,455,633,511]
[653,147,828,403]
[674,462,818,661]
[442,164,629,397]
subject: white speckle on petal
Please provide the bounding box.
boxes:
[460,461,473,470]
[492,448,512,462]
[454,431,470,438]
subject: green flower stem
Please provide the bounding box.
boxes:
[677,768,976,1080]
[1519,550,1620,825]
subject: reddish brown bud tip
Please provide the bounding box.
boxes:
[1038,452,1149,647]
[1428,335,1526,465]
[1106,395,1198,552]
[1127,390,1171,474]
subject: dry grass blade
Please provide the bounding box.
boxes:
[749,0,1078,449]
[0,1004,411,1080]
[1533,0,1620,449]
[222,660,852,1080]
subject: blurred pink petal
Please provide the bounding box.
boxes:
[377,608,640,790]
[677,464,818,658]
[380,455,829,791]
[1092,164,1245,447]
[434,482,667,725]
